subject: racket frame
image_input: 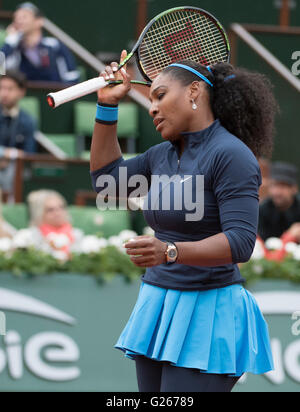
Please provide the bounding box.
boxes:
[119,6,231,84]
[47,6,231,108]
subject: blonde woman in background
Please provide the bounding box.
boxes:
[27,190,77,259]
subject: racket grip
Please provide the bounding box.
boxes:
[47,77,108,108]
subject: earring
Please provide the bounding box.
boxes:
[191,99,197,110]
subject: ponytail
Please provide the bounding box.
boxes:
[163,61,278,158]
[211,62,278,158]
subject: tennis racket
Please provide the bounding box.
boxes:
[47,6,230,108]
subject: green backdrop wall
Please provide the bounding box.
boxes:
[1,275,300,392]
[2,0,300,172]
[3,0,299,53]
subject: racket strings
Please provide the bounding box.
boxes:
[161,12,210,64]
[147,15,226,66]
[145,12,224,50]
[139,10,229,81]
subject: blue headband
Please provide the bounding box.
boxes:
[169,63,214,88]
[224,74,236,82]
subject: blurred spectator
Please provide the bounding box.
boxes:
[27,190,76,259]
[258,162,300,243]
[0,70,37,195]
[1,2,79,84]
[258,157,271,203]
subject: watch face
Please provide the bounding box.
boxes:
[166,243,178,264]
[169,249,177,258]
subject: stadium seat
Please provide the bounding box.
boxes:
[19,96,41,129]
[74,101,139,155]
[81,151,90,161]
[1,203,132,238]
[46,134,77,158]
[68,206,132,237]
[74,101,95,137]
[118,102,139,153]
[2,204,28,230]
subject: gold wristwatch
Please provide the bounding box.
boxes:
[165,242,178,264]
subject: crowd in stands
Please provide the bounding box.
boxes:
[257,160,300,261]
[0,3,299,262]
[1,2,79,84]
[0,2,80,200]
[0,70,37,196]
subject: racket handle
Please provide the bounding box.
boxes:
[47,77,108,108]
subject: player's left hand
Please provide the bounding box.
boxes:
[124,236,167,267]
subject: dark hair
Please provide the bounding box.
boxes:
[16,2,44,18]
[0,70,27,89]
[163,61,278,158]
[271,161,298,186]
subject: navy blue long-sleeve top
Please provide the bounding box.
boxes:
[91,119,261,291]
[1,37,80,84]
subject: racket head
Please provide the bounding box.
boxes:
[135,6,230,83]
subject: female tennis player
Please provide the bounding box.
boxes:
[90,51,277,392]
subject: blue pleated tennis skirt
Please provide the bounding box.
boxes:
[115,282,274,377]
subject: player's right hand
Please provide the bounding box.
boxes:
[97,50,131,105]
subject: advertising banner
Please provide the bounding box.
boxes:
[0,274,299,392]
